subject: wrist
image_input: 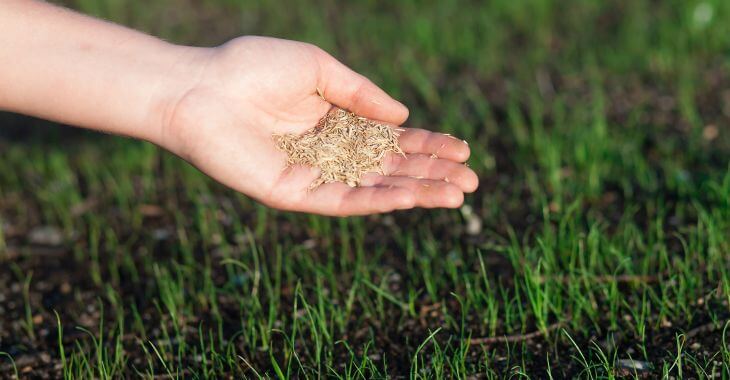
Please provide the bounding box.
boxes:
[142,44,213,149]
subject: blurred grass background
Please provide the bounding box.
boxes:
[0,0,729,378]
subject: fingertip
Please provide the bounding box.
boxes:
[441,138,470,162]
[463,168,479,193]
[358,84,410,126]
[456,142,471,162]
[443,187,465,208]
[392,101,410,125]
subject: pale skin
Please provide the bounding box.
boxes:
[0,0,478,216]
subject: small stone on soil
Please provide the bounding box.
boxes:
[27,225,63,246]
[617,358,652,371]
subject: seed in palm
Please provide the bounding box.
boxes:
[274,108,404,188]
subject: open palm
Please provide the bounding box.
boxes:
[163,37,478,216]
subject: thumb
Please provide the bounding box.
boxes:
[314,48,409,125]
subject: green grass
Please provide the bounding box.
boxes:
[0,0,729,378]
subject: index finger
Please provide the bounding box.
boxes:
[396,128,471,162]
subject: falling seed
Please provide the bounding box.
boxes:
[273,108,403,188]
[465,214,482,235]
[702,124,719,141]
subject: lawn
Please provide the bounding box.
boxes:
[1,0,729,378]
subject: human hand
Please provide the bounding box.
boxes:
[160,37,478,216]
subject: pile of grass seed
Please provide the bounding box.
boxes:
[274,108,404,188]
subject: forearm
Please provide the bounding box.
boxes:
[0,0,203,143]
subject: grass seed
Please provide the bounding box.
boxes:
[273,108,404,188]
